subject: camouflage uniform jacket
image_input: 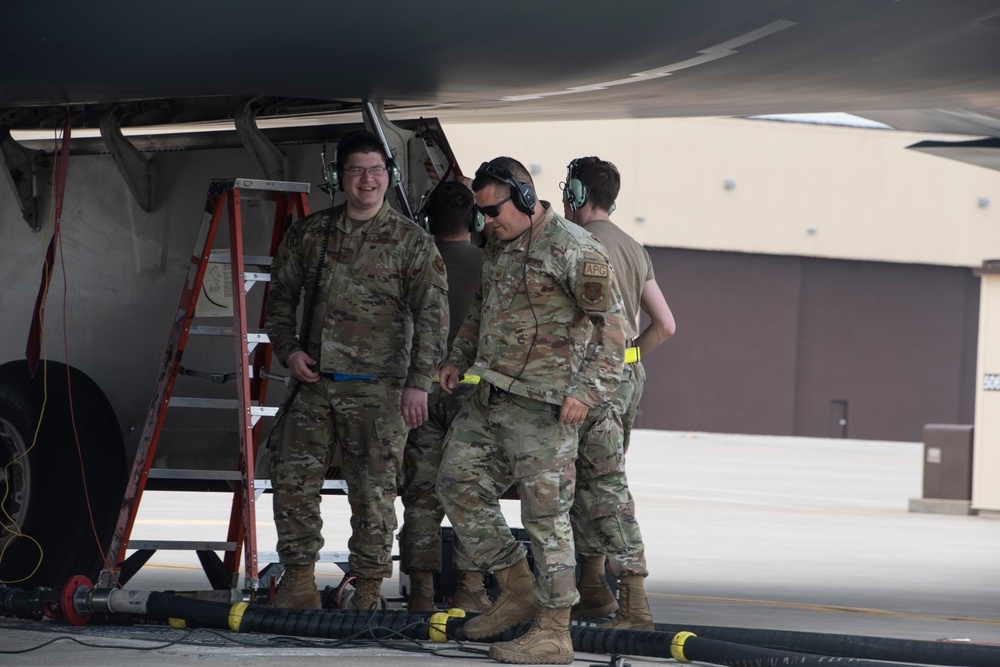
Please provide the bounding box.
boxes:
[446,203,625,407]
[266,200,449,392]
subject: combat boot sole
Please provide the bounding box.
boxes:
[488,628,574,665]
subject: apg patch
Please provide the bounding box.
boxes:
[583,261,609,278]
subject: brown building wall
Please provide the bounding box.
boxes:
[634,248,980,442]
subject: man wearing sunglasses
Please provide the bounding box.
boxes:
[562,156,676,631]
[265,130,449,611]
[437,157,626,664]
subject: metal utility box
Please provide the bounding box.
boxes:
[922,424,974,500]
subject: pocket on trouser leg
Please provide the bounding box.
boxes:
[577,410,624,481]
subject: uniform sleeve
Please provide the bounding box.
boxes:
[446,280,483,373]
[564,249,626,407]
[404,235,450,392]
[264,222,305,366]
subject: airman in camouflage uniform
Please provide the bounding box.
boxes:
[437,157,625,665]
[265,131,449,610]
[398,180,493,612]
[562,156,676,631]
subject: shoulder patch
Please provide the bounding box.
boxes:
[583,261,609,278]
[434,255,446,274]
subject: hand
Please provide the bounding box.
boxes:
[558,396,589,425]
[401,387,429,428]
[439,365,461,395]
[287,350,320,383]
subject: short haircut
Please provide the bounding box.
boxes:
[336,130,389,169]
[574,156,621,212]
[471,156,533,194]
[427,181,475,236]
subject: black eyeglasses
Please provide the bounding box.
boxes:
[476,195,511,218]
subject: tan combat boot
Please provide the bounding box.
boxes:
[462,558,538,640]
[570,554,618,619]
[407,571,436,612]
[270,563,321,609]
[489,606,573,665]
[601,575,653,631]
[449,570,492,613]
[352,577,384,611]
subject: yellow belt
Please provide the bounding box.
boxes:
[433,373,481,384]
[625,346,640,364]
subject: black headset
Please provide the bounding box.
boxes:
[327,131,401,192]
[418,181,484,234]
[475,161,537,215]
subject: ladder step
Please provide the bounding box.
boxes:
[145,469,347,494]
[148,469,241,481]
[128,540,237,551]
[257,551,350,564]
[209,251,273,266]
[188,326,270,343]
[166,398,278,416]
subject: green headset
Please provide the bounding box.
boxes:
[470,207,485,233]
[326,130,401,192]
[563,158,616,215]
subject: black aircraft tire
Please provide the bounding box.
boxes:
[0,360,126,588]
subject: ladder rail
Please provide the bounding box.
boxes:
[99,193,229,588]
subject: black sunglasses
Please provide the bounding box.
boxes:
[476,195,511,219]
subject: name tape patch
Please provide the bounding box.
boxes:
[583,261,609,278]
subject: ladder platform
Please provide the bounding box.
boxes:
[209,178,311,194]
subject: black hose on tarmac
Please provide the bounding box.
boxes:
[3,584,997,667]
[652,621,1000,667]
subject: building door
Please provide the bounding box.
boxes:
[829,399,848,438]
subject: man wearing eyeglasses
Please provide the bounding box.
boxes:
[436,157,625,664]
[265,130,449,611]
[562,156,676,631]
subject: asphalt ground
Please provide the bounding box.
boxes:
[2,430,998,666]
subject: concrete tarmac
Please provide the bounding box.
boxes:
[2,430,999,665]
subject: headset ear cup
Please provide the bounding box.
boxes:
[570,179,587,209]
[387,158,401,189]
[469,207,485,233]
[328,161,341,192]
[511,181,537,215]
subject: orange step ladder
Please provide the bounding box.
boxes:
[97,178,310,594]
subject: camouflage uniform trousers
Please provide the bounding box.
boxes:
[570,361,648,578]
[271,376,406,580]
[398,382,476,573]
[438,381,581,608]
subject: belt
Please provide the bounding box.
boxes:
[625,346,640,364]
[433,373,482,385]
[325,372,378,381]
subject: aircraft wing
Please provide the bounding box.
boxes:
[2,0,1000,131]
